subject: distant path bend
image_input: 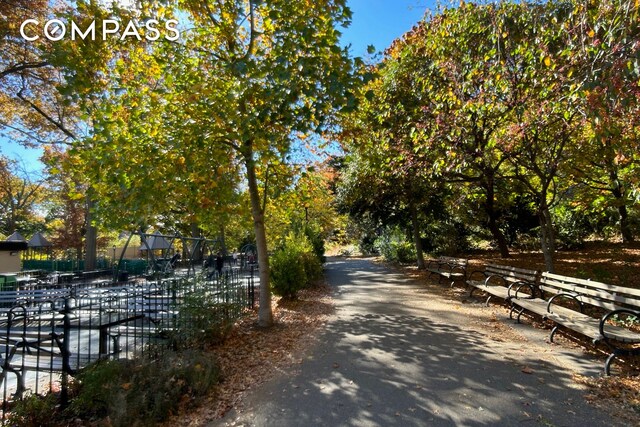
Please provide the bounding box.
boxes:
[216,257,618,427]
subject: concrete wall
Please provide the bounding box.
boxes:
[113,246,141,259]
[0,250,22,273]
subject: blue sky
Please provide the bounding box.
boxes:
[0,0,434,170]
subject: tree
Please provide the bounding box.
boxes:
[0,155,46,235]
[53,0,360,327]
[567,0,640,243]
[41,146,86,261]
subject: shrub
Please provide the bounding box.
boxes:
[373,227,416,263]
[6,392,59,427]
[170,282,236,350]
[271,231,323,299]
[301,251,323,282]
[304,225,326,263]
[395,241,416,263]
[554,205,591,249]
[66,350,220,427]
[422,221,469,256]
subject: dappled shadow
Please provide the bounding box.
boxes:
[218,257,619,427]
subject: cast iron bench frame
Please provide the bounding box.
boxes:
[466,264,540,306]
[426,256,468,286]
[509,272,640,375]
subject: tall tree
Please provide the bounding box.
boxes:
[0,156,45,235]
[54,0,359,327]
[568,0,640,243]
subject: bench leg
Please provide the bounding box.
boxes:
[605,353,616,376]
[484,295,492,307]
[549,325,559,343]
[110,333,121,356]
[516,308,525,324]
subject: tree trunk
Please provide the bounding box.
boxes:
[244,145,273,328]
[219,223,227,255]
[484,183,510,258]
[190,222,204,262]
[610,177,634,243]
[84,195,97,271]
[538,205,556,273]
[618,204,634,243]
[409,199,425,269]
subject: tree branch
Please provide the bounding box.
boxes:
[0,61,49,80]
[16,90,78,141]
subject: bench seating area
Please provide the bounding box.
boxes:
[466,264,539,306]
[426,256,468,286]
[508,272,640,375]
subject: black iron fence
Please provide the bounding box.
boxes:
[0,267,255,415]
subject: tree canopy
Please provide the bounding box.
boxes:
[336,0,640,272]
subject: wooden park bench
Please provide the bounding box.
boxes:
[426,256,468,286]
[466,264,539,306]
[509,272,640,375]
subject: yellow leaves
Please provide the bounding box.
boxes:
[543,56,551,67]
[588,29,595,38]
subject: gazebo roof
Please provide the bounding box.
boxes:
[28,232,52,248]
[6,231,26,242]
[140,231,172,251]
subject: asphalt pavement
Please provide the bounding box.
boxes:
[214,257,620,427]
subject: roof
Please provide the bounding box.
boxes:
[6,231,26,242]
[28,232,52,248]
[140,231,172,250]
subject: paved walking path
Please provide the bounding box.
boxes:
[216,257,619,426]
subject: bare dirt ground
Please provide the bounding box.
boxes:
[167,242,640,426]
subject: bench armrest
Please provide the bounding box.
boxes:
[483,274,507,287]
[445,263,467,276]
[467,269,487,282]
[599,308,640,342]
[426,259,442,270]
[510,281,537,299]
[547,292,584,314]
[506,280,533,298]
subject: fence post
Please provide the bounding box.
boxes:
[61,296,72,406]
[249,265,255,308]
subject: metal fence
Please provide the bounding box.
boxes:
[0,267,255,415]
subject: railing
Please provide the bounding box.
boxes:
[0,267,255,416]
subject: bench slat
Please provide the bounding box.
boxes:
[543,272,640,298]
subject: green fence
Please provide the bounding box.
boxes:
[21,258,143,272]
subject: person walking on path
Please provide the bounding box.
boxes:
[215,257,621,427]
[215,252,224,275]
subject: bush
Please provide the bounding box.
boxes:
[6,392,58,427]
[373,227,416,263]
[554,205,591,249]
[171,287,236,350]
[422,221,469,256]
[66,350,220,427]
[395,241,416,263]
[271,231,323,299]
[304,225,326,263]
